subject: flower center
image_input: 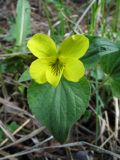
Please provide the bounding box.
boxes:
[49,58,64,76]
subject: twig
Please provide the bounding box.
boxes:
[0,119,31,146]
[28,136,53,151]
[0,121,16,143]
[89,105,114,135]
[100,134,114,148]
[0,52,29,60]
[0,150,18,160]
[114,97,119,139]
[0,141,120,160]
[74,0,96,32]
[0,97,34,119]
[0,127,45,151]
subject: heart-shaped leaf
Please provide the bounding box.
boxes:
[27,77,90,143]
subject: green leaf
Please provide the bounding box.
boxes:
[4,0,31,45]
[7,122,19,132]
[0,130,4,142]
[82,36,119,69]
[4,18,16,41]
[0,122,19,142]
[19,68,31,82]
[100,52,120,98]
[110,79,120,98]
[27,77,90,143]
[0,63,6,73]
[16,0,31,46]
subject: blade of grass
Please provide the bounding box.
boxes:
[112,0,120,32]
[89,0,98,35]
[16,0,31,46]
[42,0,55,36]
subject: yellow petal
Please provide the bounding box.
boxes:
[58,34,89,58]
[63,59,85,82]
[46,66,63,87]
[27,33,57,58]
[30,59,49,84]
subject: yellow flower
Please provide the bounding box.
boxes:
[27,34,89,87]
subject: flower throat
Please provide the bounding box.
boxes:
[50,58,64,76]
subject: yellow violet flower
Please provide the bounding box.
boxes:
[27,34,89,87]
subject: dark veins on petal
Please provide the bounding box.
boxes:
[49,58,64,76]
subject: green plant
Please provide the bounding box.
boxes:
[4,0,31,48]
[19,33,120,143]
